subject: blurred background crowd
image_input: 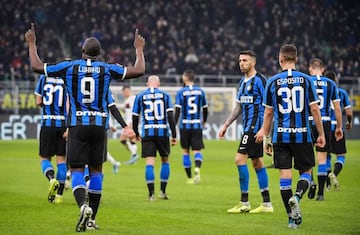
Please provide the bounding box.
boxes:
[0,0,359,82]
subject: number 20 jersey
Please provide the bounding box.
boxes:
[133,87,174,138]
[263,69,319,144]
[44,59,126,128]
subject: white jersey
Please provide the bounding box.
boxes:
[118,95,135,124]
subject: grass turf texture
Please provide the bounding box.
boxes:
[0,139,359,234]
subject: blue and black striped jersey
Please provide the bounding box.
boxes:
[236,73,267,133]
[263,69,319,144]
[331,87,351,130]
[34,75,67,127]
[175,85,208,130]
[133,87,173,137]
[309,75,340,125]
[44,59,126,128]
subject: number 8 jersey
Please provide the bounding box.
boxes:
[263,69,319,143]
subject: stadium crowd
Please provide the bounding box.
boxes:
[1,0,359,82]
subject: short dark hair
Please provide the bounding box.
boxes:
[82,37,101,57]
[183,69,195,82]
[122,85,131,90]
[324,70,337,82]
[279,44,297,62]
[309,58,324,69]
[239,50,256,58]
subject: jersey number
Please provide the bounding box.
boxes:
[81,77,95,103]
[144,100,165,121]
[43,84,64,107]
[277,87,304,114]
[187,96,197,114]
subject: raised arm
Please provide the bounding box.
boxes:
[25,23,44,73]
[125,29,145,79]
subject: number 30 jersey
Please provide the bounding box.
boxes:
[44,59,126,128]
[263,69,319,144]
[175,85,208,130]
[34,75,67,127]
[133,87,174,137]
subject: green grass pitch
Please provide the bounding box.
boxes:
[0,139,359,234]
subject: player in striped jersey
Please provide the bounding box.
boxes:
[307,59,343,201]
[219,50,273,214]
[261,44,325,228]
[175,69,208,184]
[132,75,177,201]
[25,23,145,232]
[35,74,68,204]
[324,70,353,191]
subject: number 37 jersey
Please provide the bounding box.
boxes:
[263,69,319,144]
[44,59,126,128]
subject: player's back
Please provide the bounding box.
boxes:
[46,59,126,128]
[264,69,318,143]
[310,75,340,122]
[34,75,67,127]
[133,87,173,137]
[175,85,207,130]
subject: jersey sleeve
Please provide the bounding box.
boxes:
[175,90,182,108]
[34,75,45,96]
[201,89,208,107]
[45,61,71,78]
[132,94,141,116]
[263,80,273,108]
[109,63,127,80]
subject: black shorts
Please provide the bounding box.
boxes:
[311,121,331,152]
[141,137,170,158]
[66,126,107,167]
[237,132,263,158]
[273,143,315,170]
[39,126,67,157]
[180,129,204,150]
[330,130,347,154]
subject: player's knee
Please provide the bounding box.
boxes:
[121,140,127,145]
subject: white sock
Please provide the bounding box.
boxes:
[107,152,118,165]
[126,141,137,156]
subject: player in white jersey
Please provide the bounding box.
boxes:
[117,85,139,164]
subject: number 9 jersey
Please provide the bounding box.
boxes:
[44,59,126,128]
[263,69,319,144]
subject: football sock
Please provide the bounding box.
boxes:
[194,152,203,168]
[88,173,103,220]
[41,159,55,180]
[317,164,327,196]
[295,172,311,199]
[183,154,192,178]
[146,165,155,195]
[334,155,345,176]
[56,162,67,195]
[280,178,292,214]
[106,152,117,165]
[71,171,87,207]
[238,165,249,192]
[160,162,170,193]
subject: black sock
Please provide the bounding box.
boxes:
[161,182,167,193]
[73,188,87,208]
[88,192,101,220]
[326,170,331,187]
[280,189,293,214]
[295,179,309,199]
[46,169,55,181]
[241,192,249,202]
[333,163,343,176]
[195,160,202,168]
[57,183,65,195]
[261,190,271,203]
[185,168,192,178]
[317,175,327,196]
[147,183,155,196]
